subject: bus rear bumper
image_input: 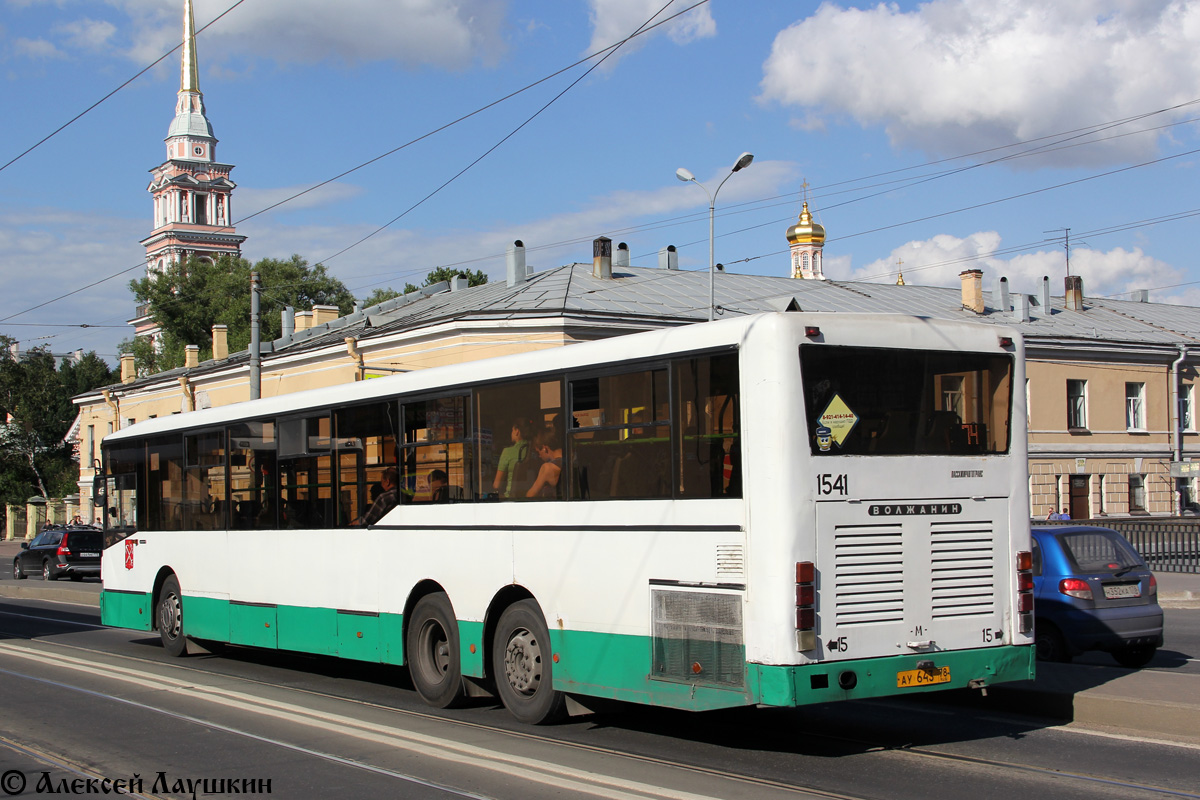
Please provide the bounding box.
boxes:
[751,645,1035,707]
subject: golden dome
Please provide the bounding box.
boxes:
[786,201,825,245]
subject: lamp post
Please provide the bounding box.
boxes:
[676,152,754,321]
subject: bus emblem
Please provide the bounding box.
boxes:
[124,539,135,570]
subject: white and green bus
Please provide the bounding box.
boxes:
[99,312,1034,723]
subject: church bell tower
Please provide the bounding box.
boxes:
[132,0,245,338]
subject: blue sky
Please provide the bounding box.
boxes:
[2,0,1199,362]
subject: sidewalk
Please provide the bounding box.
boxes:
[1,538,1198,742]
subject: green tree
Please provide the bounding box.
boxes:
[360,268,486,309]
[125,254,355,374]
[0,336,114,505]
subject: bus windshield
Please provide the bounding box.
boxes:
[801,344,1013,456]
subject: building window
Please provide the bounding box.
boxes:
[1182,384,1195,431]
[1125,382,1146,430]
[1097,474,1106,515]
[1067,379,1087,430]
[1129,474,1145,511]
[195,193,208,225]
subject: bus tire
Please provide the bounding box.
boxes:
[157,575,188,657]
[492,600,565,725]
[406,592,467,708]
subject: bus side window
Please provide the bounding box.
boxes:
[674,353,741,498]
[402,395,473,503]
[569,369,670,500]
[475,379,563,501]
[145,435,186,531]
[335,401,398,525]
[229,420,276,529]
[277,414,335,528]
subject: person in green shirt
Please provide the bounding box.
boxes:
[493,418,531,498]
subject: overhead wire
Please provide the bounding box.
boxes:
[0,0,711,325]
[0,0,249,177]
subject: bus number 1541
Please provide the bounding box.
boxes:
[817,474,848,496]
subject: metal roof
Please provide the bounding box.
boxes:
[92,264,1200,396]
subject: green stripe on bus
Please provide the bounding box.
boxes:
[100,590,152,632]
[101,591,1035,712]
[750,645,1036,706]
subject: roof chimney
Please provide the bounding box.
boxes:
[593,236,612,279]
[451,274,468,292]
[1013,294,1031,323]
[1041,276,1051,310]
[1065,275,1083,311]
[211,324,228,361]
[295,310,312,332]
[613,242,630,269]
[959,269,984,314]
[993,276,1011,312]
[184,345,200,369]
[312,305,339,327]
[506,240,527,287]
[1135,289,1149,303]
[120,354,136,385]
[282,306,295,338]
[659,245,678,270]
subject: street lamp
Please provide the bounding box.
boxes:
[676,152,754,321]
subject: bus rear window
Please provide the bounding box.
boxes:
[800,345,1013,456]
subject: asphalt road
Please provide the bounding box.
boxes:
[1,595,1198,800]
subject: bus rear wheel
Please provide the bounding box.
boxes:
[157,575,188,657]
[406,592,466,708]
[492,600,565,725]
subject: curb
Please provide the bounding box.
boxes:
[0,583,100,606]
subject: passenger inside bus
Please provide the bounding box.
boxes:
[526,430,563,498]
[359,467,399,525]
[492,418,532,498]
[429,469,451,503]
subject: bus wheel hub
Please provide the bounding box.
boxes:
[504,628,542,694]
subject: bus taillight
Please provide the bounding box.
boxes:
[796,561,816,651]
[1016,551,1034,633]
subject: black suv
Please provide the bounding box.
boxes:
[12,526,103,581]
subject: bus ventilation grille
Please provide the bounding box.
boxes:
[651,590,745,688]
[930,521,996,619]
[833,524,905,626]
[715,544,745,578]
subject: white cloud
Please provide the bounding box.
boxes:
[119,0,510,70]
[760,1,1200,164]
[12,37,63,59]
[842,231,1183,301]
[583,0,715,67]
[54,18,116,51]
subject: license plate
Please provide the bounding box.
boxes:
[1103,583,1140,599]
[897,666,951,688]
[80,552,99,558]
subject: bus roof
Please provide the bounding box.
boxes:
[103,311,1020,443]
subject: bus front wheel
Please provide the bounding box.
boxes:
[406,592,467,708]
[157,575,188,657]
[492,600,565,725]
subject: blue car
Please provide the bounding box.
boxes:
[1031,526,1163,668]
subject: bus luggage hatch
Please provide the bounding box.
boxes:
[815,498,1009,659]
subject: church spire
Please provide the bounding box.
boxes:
[180,0,200,95]
[168,0,213,152]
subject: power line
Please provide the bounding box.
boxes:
[0,0,248,177]
[0,1,712,324]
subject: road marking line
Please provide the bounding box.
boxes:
[0,642,752,800]
[1050,724,1200,751]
